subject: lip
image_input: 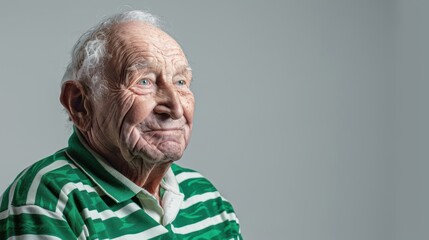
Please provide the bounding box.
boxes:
[143,128,184,143]
[143,128,184,132]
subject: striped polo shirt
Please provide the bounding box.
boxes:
[0,131,242,239]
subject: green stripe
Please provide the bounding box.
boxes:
[0,187,11,211]
[0,164,31,212]
[33,163,79,212]
[0,213,75,238]
[11,160,56,206]
[179,178,218,201]
[174,198,235,227]
[171,164,197,175]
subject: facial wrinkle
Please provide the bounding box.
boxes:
[84,21,194,188]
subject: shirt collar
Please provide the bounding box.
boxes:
[65,129,137,203]
[160,168,184,225]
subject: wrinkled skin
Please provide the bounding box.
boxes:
[61,22,194,196]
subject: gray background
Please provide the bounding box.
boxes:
[0,1,427,239]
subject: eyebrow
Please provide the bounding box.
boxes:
[126,60,149,72]
[176,64,193,74]
[127,60,192,74]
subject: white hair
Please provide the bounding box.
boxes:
[61,10,160,99]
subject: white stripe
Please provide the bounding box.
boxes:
[81,202,141,221]
[7,235,62,240]
[7,168,30,209]
[175,172,204,184]
[26,160,74,205]
[0,192,4,211]
[0,209,7,220]
[0,168,29,220]
[0,205,64,221]
[77,224,89,240]
[172,211,238,234]
[181,191,221,209]
[112,225,168,240]
[56,182,101,214]
[4,167,30,205]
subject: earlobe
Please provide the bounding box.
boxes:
[60,80,92,131]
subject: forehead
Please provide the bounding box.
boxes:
[108,21,188,66]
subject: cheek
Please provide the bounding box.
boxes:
[182,94,195,125]
[104,94,133,126]
[118,96,156,151]
[93,99,121,129]
[125,97,157,125]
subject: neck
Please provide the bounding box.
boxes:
[127,161,171,197]
[98,143,172,197]
[141,164,171,200]
[79,129,172,197]
[111,158,171,200]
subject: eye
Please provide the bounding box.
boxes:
[138,79,152,86]
[177,80,187,86]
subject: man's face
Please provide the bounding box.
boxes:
[89,22,194,167]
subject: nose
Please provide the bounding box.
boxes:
[154,85,184,119]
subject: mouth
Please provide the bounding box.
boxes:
[142,128,185,146]
[143,128,184,133]
[142,128,185,140]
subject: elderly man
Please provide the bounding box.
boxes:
[0,10,241,239]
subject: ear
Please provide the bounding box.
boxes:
[60,80,92,131]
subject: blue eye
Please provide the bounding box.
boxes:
[177,80,186,86]
[139,79,151,86]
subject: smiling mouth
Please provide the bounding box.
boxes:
[142,128,185,138]
[142,128,184,144]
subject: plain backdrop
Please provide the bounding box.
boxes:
[0,1,427,239]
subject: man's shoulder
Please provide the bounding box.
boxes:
[1,148,83,209]
[171,163,199,177]
[171,163,217,191]
[171,163,222,201]
[170,164,242,238]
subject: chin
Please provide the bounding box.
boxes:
[130,141,186,165]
